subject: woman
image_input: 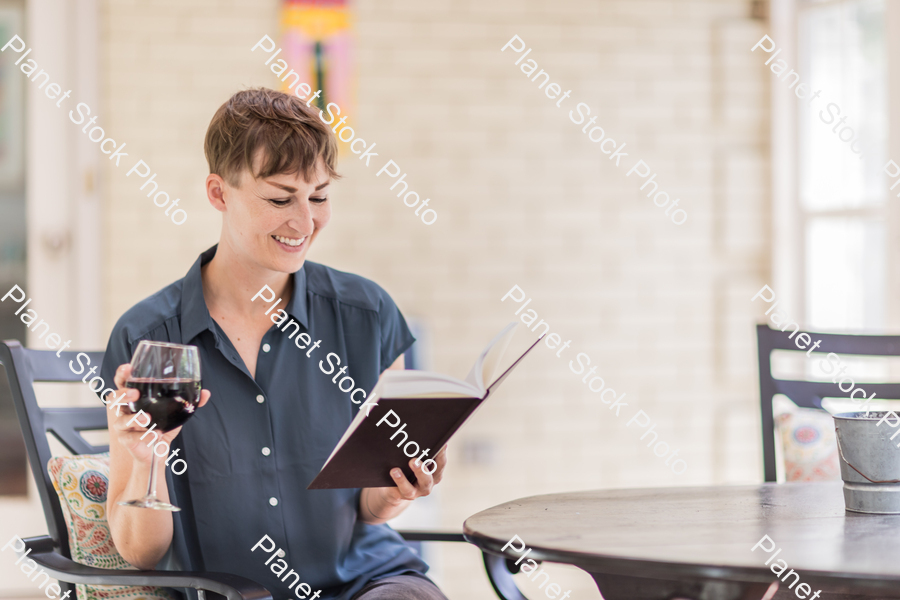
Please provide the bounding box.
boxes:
[102,88,448,600]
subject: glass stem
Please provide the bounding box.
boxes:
[146,451,160,500]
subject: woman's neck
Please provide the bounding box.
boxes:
[201,240,293,319]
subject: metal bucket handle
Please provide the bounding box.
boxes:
[835,425,900,484]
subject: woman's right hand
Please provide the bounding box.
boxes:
[108,363,210,467]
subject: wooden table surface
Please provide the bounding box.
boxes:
[463,482,900,600]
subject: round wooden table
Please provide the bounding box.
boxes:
[463,482,900,600]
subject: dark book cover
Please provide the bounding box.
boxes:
[307,335,542,490]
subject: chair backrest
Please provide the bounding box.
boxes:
[0,340,107,559]
[756,324,900,482]
[1,332,425,548]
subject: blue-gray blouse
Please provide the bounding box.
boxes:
[100,245,427,600]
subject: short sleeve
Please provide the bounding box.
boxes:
[377,287,415,372]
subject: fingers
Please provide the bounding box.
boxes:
[159,424,183,444]
[107,364,139,415]
[394,444,450,500]
[111,409,153,435]
[113,363,132,390]
[408,456,436,497]
[198,389,211,408]
[385,444,449,504]
[109,364,147,436]
[390,467,419,501]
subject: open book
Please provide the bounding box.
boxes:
[308,322,541,489]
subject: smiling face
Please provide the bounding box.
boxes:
[208,153,332,275]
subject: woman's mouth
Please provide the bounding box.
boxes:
[272,234,307,252]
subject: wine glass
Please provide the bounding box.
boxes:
[118,341,201,511]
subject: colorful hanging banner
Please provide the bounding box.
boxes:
[280,0,353,152]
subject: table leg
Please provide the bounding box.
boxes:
[590,572,779,600]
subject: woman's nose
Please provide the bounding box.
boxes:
[287,199,315,233]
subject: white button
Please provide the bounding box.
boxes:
[262,447,271,456]
[269,497,278,506]
[256,395,265,403]
[263,344,271,352]
[277,549,286,558]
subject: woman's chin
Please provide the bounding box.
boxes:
[268,251,308,273]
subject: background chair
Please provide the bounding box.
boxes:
[1,339,527,600]
[756,323,900,482]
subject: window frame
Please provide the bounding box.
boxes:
[771,0,900,333]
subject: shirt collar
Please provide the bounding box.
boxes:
[180,245,310,343]
[282,263,309,328]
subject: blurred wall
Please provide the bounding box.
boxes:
[99,0,771,598]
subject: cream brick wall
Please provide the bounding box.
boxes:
[100,0,771,598]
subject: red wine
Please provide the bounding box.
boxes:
[126,378,201,432]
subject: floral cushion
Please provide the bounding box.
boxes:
[775,406,841,481]
[47,453,177,600]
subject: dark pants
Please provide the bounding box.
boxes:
[350,574,448,600]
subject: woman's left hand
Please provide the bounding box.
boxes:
[360,445,448,524]
[385,444,448,502]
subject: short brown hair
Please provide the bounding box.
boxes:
[204,88,341,187]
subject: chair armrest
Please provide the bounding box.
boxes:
[395,530,529,600]
[396,530,465,543]
[20,536,273,600]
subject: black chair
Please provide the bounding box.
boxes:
[1,340,527,600]
[756,323,900,482]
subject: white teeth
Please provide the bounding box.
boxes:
[274,235,306,247]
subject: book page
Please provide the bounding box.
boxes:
[464,322,518,393]
[481,322,517,386]
[380,369,482,398]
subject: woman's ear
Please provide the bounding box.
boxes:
[206,173,228,212]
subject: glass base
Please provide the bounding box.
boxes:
[118,496,181,511]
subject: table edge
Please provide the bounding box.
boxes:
[461,484,900,591]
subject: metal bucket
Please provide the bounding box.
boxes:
[833,411,900,514]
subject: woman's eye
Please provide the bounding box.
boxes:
[310,197,328,204]
[269,198,291,206]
